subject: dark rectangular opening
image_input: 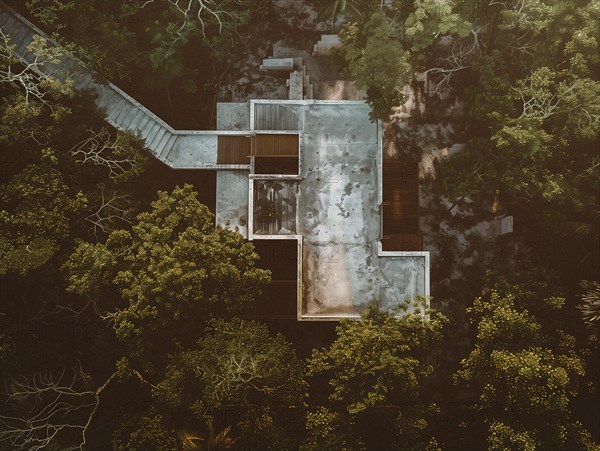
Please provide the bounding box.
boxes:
[254,156,298,175]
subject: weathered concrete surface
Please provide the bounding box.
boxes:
[217,102,250,131]
[379,256,427,313]
[313,34,341,56]
[293,103,383,317]
[216,171,249,237]
[165,134,218,168]
[260,57,294,71]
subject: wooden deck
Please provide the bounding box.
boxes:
[381,161,422,251]
[217,135,251,164]
[251,134,299,157]
[254,104,299,130]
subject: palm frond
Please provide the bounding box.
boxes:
[578,280,600,346]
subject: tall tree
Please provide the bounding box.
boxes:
[140,317,306,450]
[0,149,87,275]
[455,277,598,450]
[304,305,446,450]
[64,184,271,371]
[337,9,412,119]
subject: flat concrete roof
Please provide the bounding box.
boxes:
[293,102,382,316]
[217,102,250,131]
[215,100,430,320]
[1,4,427,321]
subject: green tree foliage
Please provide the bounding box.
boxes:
[405,0,600,283]
[157,318,306,412]
[402,0,471,52]
[455,281,598,450]
[20,0,262,126]
[326,0,367,24]
[304,305,446,450]
[25,0,76,31]
[337,9,412,119]
[150,317,306,449]
[0,150,86,274]
[333,0,473,119]
[438,0,600,203]
[124,0,254,61]
[64,184,271,368]
[0,30,151,448]
[0,32,77,144]
[116,414,179,451]
[21,0,139,82]
[69,128,149,183]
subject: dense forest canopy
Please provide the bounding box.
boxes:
[0,0,598,449]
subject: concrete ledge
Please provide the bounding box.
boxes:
[252,99,369,106]
[252,234,302,240]
[313,34,341,56]
[260,58,294,71]
[250,174,301,180]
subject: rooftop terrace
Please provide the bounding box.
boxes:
[218,100,429,319]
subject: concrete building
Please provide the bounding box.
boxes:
[1,5,430,320]
[215,100,429,319]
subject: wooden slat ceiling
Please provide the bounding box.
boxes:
[382,161,422,251]
[254,104,299,130]
[251,134,299,157]
[217,135,251,164]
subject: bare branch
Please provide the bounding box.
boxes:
[0,369,117,451]
[70,128,141,180]
[84,187,135,239]
[32,293,104,325]
[0,28,73,111]
[421,30,482,97]
[132,0,249,56]
[516,72,599,129]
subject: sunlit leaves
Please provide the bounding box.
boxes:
[404,0,471,52]
[306,306,446,450]
[456,286,593,450]
[64,184,271,367]
[0,153,87,275]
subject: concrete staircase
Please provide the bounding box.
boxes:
[0,3,193,167]
[0,4,343,169]
[312,34,341,56]
[284,59,314,100]
[260,53,315,100]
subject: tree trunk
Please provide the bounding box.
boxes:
[166,84,175,123]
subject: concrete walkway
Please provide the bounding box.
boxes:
[0,3,224,169]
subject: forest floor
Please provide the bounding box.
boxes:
[217,0,352,105]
